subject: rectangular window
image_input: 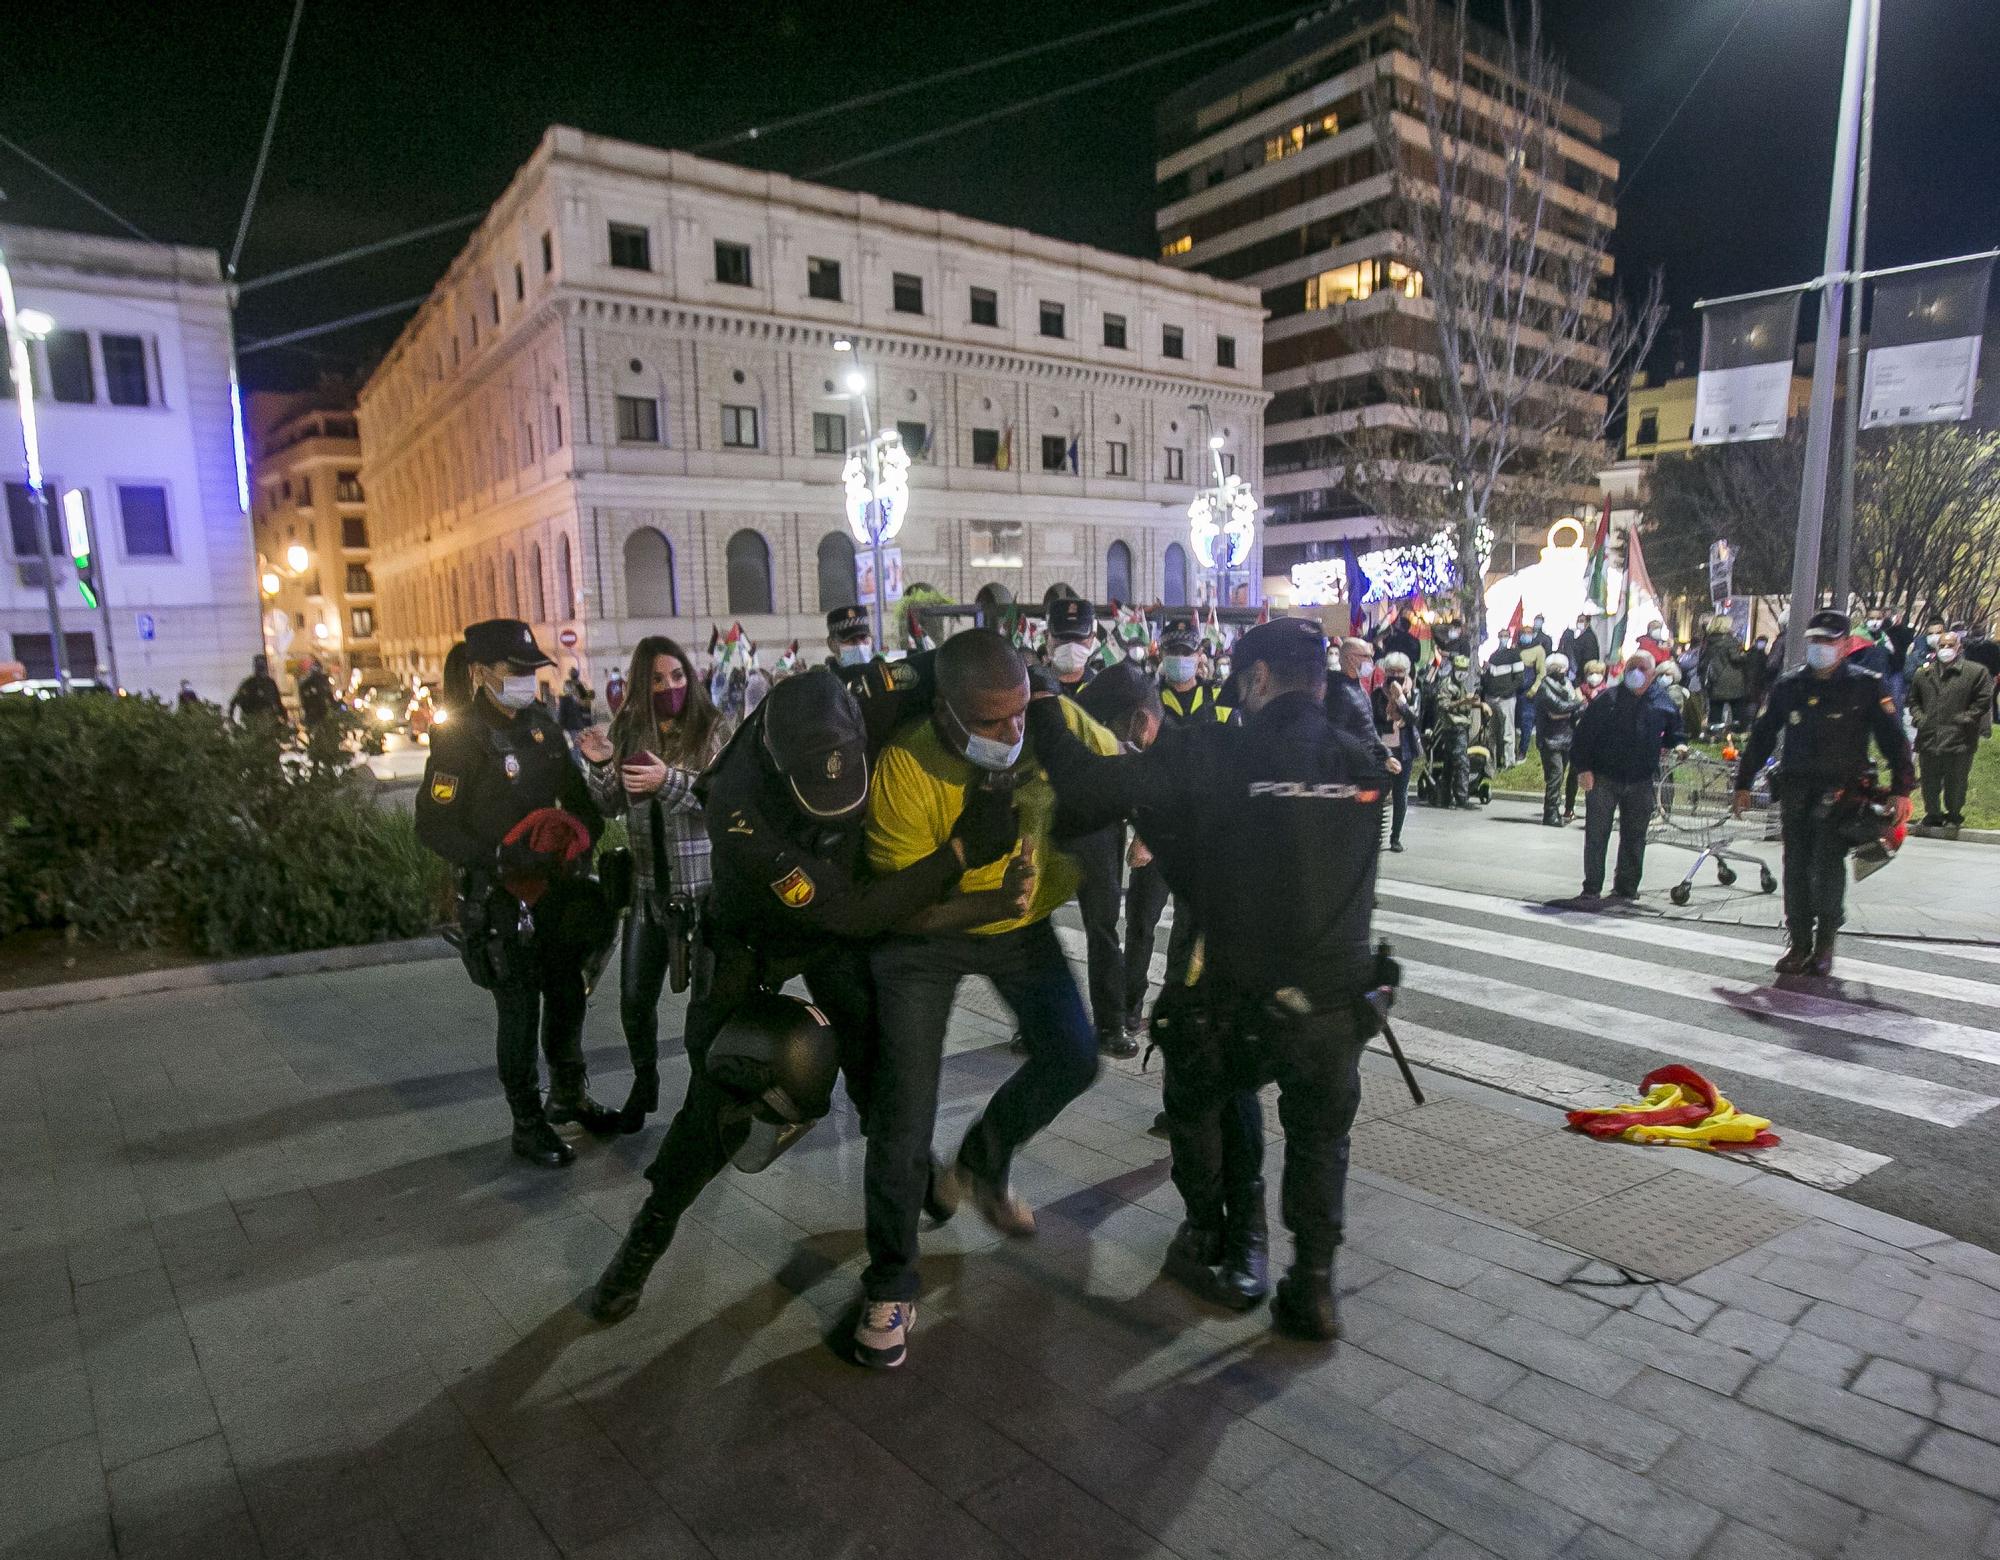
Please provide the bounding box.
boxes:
[1106,440,1129,476]
[608,222,652,270]
[1039,300,1066,338]
[552,404,564,449]
[101,334,149,406]
[1102,313,1127,350]
[714,240,753,287]
[341,516,369,549]
[968,520,1024,568]
[345,563,374,594]
[46,330,93,403]
[1217,334,1237,369]
[1162,324,1185,359]
[336,470,364,503]
[1303,258,1423,310]
[892,272,924,314]
[541,230,553,273]
[615,395,661,443]
[807,256,842,301]
[895,420,928,459]
[349,606,376,639]
[969,286,999,327]
[812,411,847,454]
[514,262,525,301]
[971,427,1000,467]
[1635,410,1660,446]
[1041,434,1069,472]
[1159,234,1192,259]
[1164,447,1185,482]
[5,481,62,557]
[117,484,173,556]
[488,290,500,325]
[297,476,313,508]
[721,403,760,447]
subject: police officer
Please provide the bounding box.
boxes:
[1031,616,1389,1339]
[1735,610,1914,976]
[586,668,1022,1323]
[416,618,619,1168]
[1046,596,1099,692]
[825,604,874,672]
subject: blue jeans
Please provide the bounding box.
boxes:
[864,919,1100,1301]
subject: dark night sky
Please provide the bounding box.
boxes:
[5,0,1994,389]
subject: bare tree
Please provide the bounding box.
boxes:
[1644,433,1806,603]
[1854,425,2000,625]
[1320,0,1663,636]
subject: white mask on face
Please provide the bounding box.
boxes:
[1804,643,1840,671]
[1586,672,1604,687]
[1622,668,1649,692]
[495,674,540,710]
[836,641,873,668]
[1937,646,1961,664]
[1126,643,1148,663]
[1356,660,1375,682]
[1050,641,1091,677]
[942,699,1023,772]
[1161,654,1198,684]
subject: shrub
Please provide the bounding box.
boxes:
[0,694,451,957]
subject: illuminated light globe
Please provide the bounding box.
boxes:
[1480,517,1664,657]
[841,429,911,545]
[1188,474,1259,569]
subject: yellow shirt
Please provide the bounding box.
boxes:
[866,698,1119,935]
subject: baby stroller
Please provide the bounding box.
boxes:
[1414,696,1494,807]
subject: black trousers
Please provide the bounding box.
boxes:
[1387,763,1411,844]
[633,930,876,1244]
[1071,824,1127,1040]
[1920,748,1975,822]
[1122,860,1200,1020]
[617,897,691,1072]
[1582,778,1655,896]
[1779,789,1849,946]
[1160,986,1365,1268]
[1539,741,1571,823]
[490,947,589,1116]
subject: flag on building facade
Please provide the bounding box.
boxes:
[995,425,1012,471]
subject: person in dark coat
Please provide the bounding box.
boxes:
[1559,614,1602,674]
[1376,610,1421,668]
[1571,651,1684,901]
[1534,654,1586,826]
[1374,652,1420,850]
[1697,619,1750,735]
[1742,636,1771,711]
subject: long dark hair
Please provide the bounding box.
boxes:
[607,635,721,769]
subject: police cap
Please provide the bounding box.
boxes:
[1233,616,1327,675]
[463,618,554,670]
[1804,609,1851,641]
[826,604,870,641]
[761,667,869,818]
[1160,616,1200,653]
[1048,596,1096,640]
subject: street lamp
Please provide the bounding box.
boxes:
[831,338,910,649]
[286,542,311,574]
[0,267,74,693]
[1187,407,1258,612]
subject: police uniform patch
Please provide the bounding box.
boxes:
[825,751,844,780]
[503,753,522,779]
[430,773,459,803]
[727,811,755,836]
[771,867,816,908]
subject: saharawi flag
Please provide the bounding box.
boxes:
[1862,257,1994,429]
[1693,291,1804,444]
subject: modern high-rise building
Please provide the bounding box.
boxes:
[0,224,260,697]
[1154,0,1621,604]
[356,127,1266,682]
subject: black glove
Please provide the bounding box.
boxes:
[950,784,1020,870]
[1025,663,1062,699]
[496,838,557,877]
[1024,688,1069,755]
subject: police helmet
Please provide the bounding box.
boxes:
[706,992,840,1170]
[1832,779,1907,881]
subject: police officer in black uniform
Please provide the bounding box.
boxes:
[416,618,619,1168]
[825,604,874,672]
[1735,609,1914,976]
[1030,616,1388,1339]
[586,667,1021,1323]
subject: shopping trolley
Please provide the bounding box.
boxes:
[1650,750,1778,906]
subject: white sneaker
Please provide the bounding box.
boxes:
[854,1299,914,1369]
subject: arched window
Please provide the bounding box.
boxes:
[529,542,547,622]
[505,553,521,618]
[1106,540,1133,604]
[1163,542,1189,607]
[557,534,576,620]
[727,528,773,614]
[816,532,857,613]
[625,526,676,616]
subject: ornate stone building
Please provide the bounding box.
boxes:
[357,127,1265,680]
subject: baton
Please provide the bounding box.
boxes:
[1365,990,1426,1105]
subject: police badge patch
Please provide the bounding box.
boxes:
[503,753,522,779]
[771,867,816,907]
[430,773,459,803]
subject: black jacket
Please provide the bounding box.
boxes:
[1739,662,1915,795]
[1325,671,1385,761]
[416,698,602,871]
[1033,690,1386,1002]
[1482,644,1525,699]
[1534,676,1586,751]
[1558,626,1602,670]
[1571,684,1685,784]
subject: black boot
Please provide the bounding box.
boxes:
[510,1100,575,1169]
[1271,1261,1338,1340]
[1775,942,1814,975]
[922,1155,959,1226]
[1162,1221,1225,1301]
[584,1205,675,1324]
[1809,928,1838,977]
[1216,1181,1271,1311]
[547,1074,623,1138]
[619,1065,660,1135]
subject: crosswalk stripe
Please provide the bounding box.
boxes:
[1378,908,2000,1073]
[1395,958,1995,1127]
[1386,1021,1892,1191]
[1379,883,2000,1011]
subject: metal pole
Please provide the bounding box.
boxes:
[851,370,886,649]
[1783,0,1872,671]
[29,485,70,691]
[1831,0,1879,616]
[0,257,71,692]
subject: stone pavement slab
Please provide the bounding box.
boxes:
[2,957,1999,1559]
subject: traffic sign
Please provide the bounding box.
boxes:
[135,612,156,642]
[558,628,579,648]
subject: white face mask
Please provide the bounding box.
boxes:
[1586,672,1604,687]
[941,699,1023,773]
[1622,669,1648,692]
[494,674,540,710]
[835,641,873,668]
[1050,641,1091,677]
[1356,660,1375,682]
[1804,643,1840,671]
[1126,643,1148,663]
[1161,654,1198,684]
[1937,646,1960,664]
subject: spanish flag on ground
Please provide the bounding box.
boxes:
[1566,1065,1781,1153]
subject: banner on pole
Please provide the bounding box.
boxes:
[856,546,903,608]
[1861,257,1994,429]
[1693,291,1804,445]
[1708,539,1734,605]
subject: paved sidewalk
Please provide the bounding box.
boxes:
[4,957,2000,1559]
